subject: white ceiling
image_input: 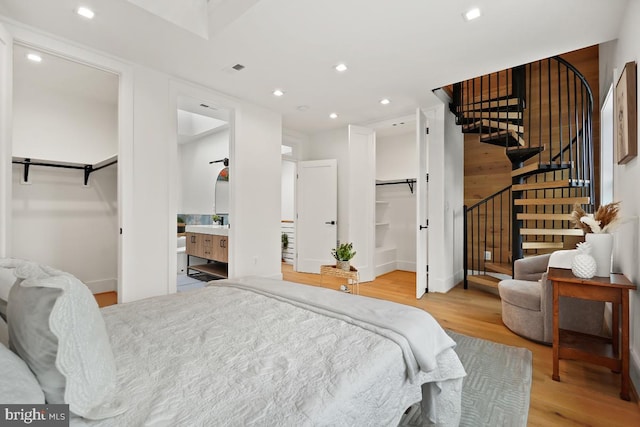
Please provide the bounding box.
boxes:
[0,0,629,135]
[13,43,118,106]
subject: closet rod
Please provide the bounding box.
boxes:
[375,179,417,194]
[12,157,118,186]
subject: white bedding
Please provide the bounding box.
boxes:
[72,278,465,426]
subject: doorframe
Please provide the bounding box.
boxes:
[0,23,12,258]
[168,79,238,289]
[1,23,134,302]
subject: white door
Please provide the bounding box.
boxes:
[348,125,376,282]
[296,159,337,273]
[0,24,12,257]
[416,108,428,298]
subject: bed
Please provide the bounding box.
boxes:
[0,260,465,426]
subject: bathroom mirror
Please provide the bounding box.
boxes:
[215,167,229,214]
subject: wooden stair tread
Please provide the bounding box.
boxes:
[520,228,584,236]
[514,196,590,206]
[513,179,590,191]
[463,119,523,134]
[462,111,522,120]
[511,161,572,178]
[480,130,525,147]
[484,262,513,276]
[457,97,520,112]
[517,213,574,221]
[522,241,564,249]
[467,274,502,289]
[506,145,545,163]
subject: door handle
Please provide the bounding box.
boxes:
[325,221,336,225]
[419,225,428,230]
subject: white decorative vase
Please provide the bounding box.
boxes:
[336,260,350,271]
[585,233,613,277]
[571,242,597,279]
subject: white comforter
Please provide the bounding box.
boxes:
[73,278,465,427]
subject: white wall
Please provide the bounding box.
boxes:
[178,129,229,214]
[231,103,282,279]
[376,132,418,181]
[281,159,295,221]
[11,165,118,293]
[11,52,118,293]
[599,1,640,393]
[427,104,464,292]
[12,83,117,163]
[376,132,417,271]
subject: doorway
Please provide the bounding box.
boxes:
[175,96,231,291]
[11,43,120,295]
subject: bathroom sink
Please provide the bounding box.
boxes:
[185,225,229,236]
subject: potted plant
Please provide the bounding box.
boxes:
[281,232,289,262]
[212,214,222,225]
[177,216,186,234]
[331,242,356,271]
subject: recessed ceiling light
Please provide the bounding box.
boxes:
[76,6,95,19]
[26,53,42,63]
[335,63,348,72]
[273,89,285,97]
[463,7,481,21]
[329,113,338,119]
[380,98,391,105]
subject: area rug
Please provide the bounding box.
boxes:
[399,330,532,427]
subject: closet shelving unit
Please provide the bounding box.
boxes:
[12,155,118,185]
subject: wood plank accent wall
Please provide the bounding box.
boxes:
[464,46,600,263]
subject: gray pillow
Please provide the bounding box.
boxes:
[0,342,45,404]
[0,263,20,320]
[8,261,125,419]
[0,315,8,347]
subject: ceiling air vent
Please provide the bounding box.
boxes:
[231,64,245,71]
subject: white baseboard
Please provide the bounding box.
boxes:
[630,347,640,399]
[396,261,416,272]
[430,273,457,293]
[85,278,117,294]
[375,261,396,277]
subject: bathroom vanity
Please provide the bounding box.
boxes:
[185,225,229,279]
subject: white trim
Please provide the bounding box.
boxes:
[0,23,12,258]
[631,347,640,399]
[396,261,416,272]
[85,278,117,295]
[168,79,238,285]
[0,21,134,304]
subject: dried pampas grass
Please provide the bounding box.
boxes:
[571,202,621,234]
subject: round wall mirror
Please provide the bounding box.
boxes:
[215,167,229,214]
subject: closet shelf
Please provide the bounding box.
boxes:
[12,155,117,185]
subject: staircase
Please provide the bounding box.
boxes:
[453,57,595,289]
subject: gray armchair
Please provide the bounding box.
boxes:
[498,251,606,344]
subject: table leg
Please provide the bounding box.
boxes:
[621,290,630,401]
[612,300,620,373]
[552,281,560,382]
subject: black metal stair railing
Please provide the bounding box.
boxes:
[463,185,512,289]
[455,54,594,283]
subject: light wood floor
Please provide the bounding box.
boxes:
[282,264,640,426]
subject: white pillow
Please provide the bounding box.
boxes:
[0,342,45,404]
[8,260,125,419]
[547,249,578,270]
[0,260,20,320]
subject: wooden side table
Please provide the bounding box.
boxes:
[320,265,360,295]
[547,267,636,401]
